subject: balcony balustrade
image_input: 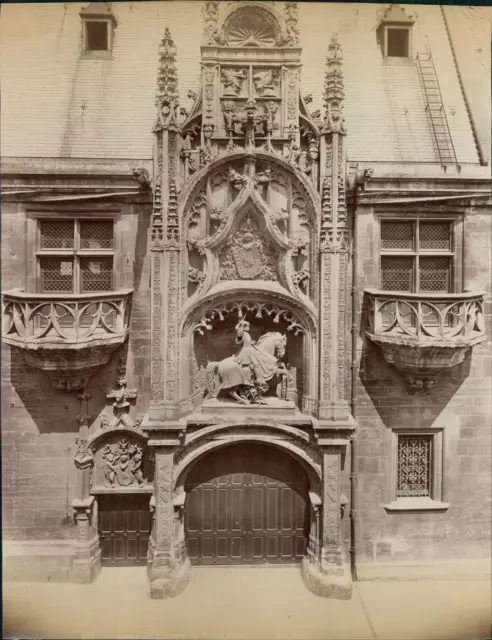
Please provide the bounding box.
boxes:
[2,288,133,390]
[364,289,486,391]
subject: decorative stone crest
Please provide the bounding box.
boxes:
[154,27,180,132]
[218,216,277,281]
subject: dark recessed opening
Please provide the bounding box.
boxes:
[387,28,409,57]
[86,21,109,51]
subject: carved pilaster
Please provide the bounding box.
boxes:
[148,444,190,599]
[318,34,350,422]
[321,447,343,571]
[72,440,100,583]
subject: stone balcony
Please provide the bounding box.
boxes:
[364,289,486,391]
[2,288,133,390]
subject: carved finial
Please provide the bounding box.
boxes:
[154,27,180,130]
[322,33,346,135]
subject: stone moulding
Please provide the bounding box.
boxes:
[2,288,133,391]
[364,289,486,391]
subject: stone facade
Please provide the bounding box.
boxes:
[1,2,491,595]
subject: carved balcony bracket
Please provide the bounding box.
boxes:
[2,289,133,391]
[364,290,486,393]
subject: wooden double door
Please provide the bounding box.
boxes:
[98,494,152,566]
[185,443,309,566]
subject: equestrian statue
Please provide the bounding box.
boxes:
[205,318,290,404]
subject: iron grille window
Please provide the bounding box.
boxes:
[380,220,453,292]
[397,434,432,498]
[37,219,114,293]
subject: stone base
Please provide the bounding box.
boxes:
[202,397,296,417]
[71,547,102,584]
[3,540,75,583]
[300,557,353,599]
[148,558,192,599]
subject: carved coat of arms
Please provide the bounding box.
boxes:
[219,216,277,281]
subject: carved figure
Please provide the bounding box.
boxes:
[241,98,259,151]
[253,69,280,97]
[132,167,151,189]
[102,439,147,488]
[222,100,237,136]
[205,319,289,404]
[102,445,117,487]
[228,168,249,191]
[221,68,247,96]
[100,413,111,429]
[253,169,271,189]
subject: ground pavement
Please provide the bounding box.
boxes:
[3,566,491,639]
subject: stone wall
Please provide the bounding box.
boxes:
[354,196,492,564]
[1,197,153,541]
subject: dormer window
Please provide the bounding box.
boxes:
[377,4,414,59]
[385,26,410,58]
[80,2,117,58]
[86,21,109,51]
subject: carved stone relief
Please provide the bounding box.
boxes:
[102,438,146,488]
[218,215,277,281]
[252,69,280,97]
[221,68,247,97]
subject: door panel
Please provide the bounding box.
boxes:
[98,494,151,566]
[185,443,309,566]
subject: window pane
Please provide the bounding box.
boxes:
[419,257,450,292]
[86,21,108,51]
[381,257,413,291]
[381,222,414,251]
[40,221,74,249]
[419,222,450,251]
[80,257,113,292]
[80,220,114,249]
[397,435,432,498]
[40,257,74,292]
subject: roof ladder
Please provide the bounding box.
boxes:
[416,51,457,166]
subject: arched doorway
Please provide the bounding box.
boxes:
[185,443,310,566]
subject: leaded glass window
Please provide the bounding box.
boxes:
[37,218,114,293]
[380,219,453,293]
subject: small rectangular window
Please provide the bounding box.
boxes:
[386,28,410,57]
[86,21,109,51]
[397,434,432,498]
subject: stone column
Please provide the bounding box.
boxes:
[147,439,191,599]
[71,439,101,583]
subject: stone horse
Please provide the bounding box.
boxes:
[204,331,290,404]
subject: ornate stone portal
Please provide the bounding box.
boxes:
[143,2,355,600]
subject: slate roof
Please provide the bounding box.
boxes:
[1,2,489,165]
